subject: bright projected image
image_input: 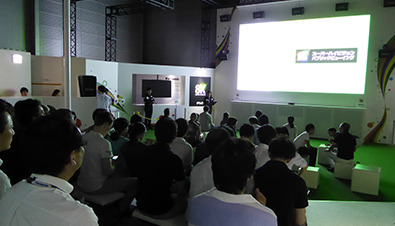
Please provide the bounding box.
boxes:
[237,15,371,94]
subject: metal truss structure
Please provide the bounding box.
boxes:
[70,0,79,57]
[200,2,213,68]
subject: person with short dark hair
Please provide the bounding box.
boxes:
[136,117,188,219]
[130,113,142,125]
[51,89,61,96]
[222,116,238,137]
[255,136,308,226]
[293,123,317,166]
[108,117,129,156]
[203,91,217,114]
[0,99,14,199]
[164,108,170,117]
[19,87,28,96]
[325,122,356,171]
[189,127,231,199]
[239,123,255,144]
[78,111,135,213]
[170,118,193,175]
[185,113,202,148]
[253,114,270,145]
[254,124,277,169]
[255,110,263,122]
[143,87,155,129]
[187,138,277,226]
[220,111,229,126]
[327,127,338,144]
[97,85,112,112]
[120,122,147,177]
[199,105,214,132]
[0,116,98,225]
[249,116,260,129]
[283,116,297,141]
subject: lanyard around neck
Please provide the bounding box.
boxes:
[27,176,66,193]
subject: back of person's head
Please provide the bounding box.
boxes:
[175,118,188,137]
[155,117,177,144]
[20,87,29,95]
[128,122,146,143]
[255,110,263,119]
[130,114,142,125]
[222,112,229,119]
[248,116,259,125]
[110,117,129,141]
[0,99,14,152]
[50,109,75,124]
[226,116,238,127]
[92,108,107,121]
[258,124,277,144]
[52,89,60,96]
[212,138,256,194]
[340,122,350,133]
[26,115,83,177]
[269,136,296,160]
[305,123,315,132]
[328,127,336,133]
[98,85,107,93]
[258,114,269,125]
[14,99,42,128]
[239,124,254,138]
[164,108,170,116]
[190,112,197,121]
[205,127,231,154]
[94,111,114,126]
[203,105,209,112]
[276,126,289,136]
[287,116,295,128]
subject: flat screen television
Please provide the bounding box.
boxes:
[142,80,172,98]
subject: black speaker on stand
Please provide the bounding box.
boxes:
[78,75,97,97]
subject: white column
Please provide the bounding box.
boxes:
[63,0,71,109]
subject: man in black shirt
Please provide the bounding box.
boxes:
[326,122,356,169]
[136,117,188,219]
[143,87,155,129]
[255,136,308,226]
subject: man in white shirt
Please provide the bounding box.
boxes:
[0,116,98,225]
[97,85,112,112]
[78,111,136,213]
[199,105,214,132]
[254,125,276,169]
[170,118,193,175]
[293,123,317,166]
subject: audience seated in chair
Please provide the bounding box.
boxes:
[325,122,357,171]
[136,117,189,219]
[77,111,135,213]
[189,127,231,199]
[254,124,277,170]
[185,113,202,148]
[293,123,317,166]
[239,123,256,145]
[0,115,99,225]
[199,105,214,133]
[220,111,229,126]
[221,116,238,137]
[283,116,297,141]
[118,122,147,178]
[170,118,193,175]
[0,99,14,199]
[187,138,277,226]
[0,99,45,185]
[107,117,129,156]
[255,136,308,226]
